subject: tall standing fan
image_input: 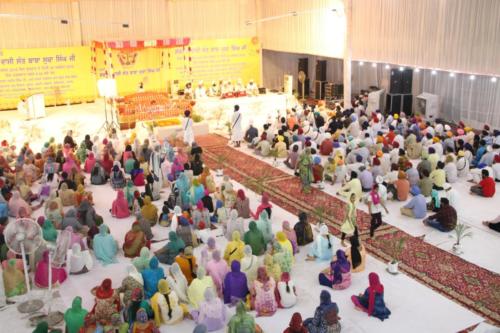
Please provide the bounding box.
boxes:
[298,70,307,101]
[4,218,44,313]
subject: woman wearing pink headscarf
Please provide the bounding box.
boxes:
[205,250,230,298]
[235,189,251,218]
[252,266,277,317]
[34,250,68,288]
[281,221,299,254]
[251,192,272,220]
[111,190,130,218]
[351,272,391,321]
[84,152,96,173]
[8,191,31,217]
[62,154,80,175]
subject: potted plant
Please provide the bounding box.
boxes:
[386,237,406,274]
[312,205,327,225]
[452,223,473,254]
[215,153,227,177]
[244,171,272,195]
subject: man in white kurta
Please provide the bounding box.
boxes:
[246,80,259,96]
[231,105,243,147]
[149,144,164,194]
[182,110,194,146]
[194,81,207,99]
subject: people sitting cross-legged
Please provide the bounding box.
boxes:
[351,272,391,321]
[318,249,351,290]
[470,169,496,198]
[423,197,457,232]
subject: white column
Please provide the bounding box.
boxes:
[343,0,352,109]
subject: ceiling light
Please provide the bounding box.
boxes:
[414,68,420,73]
[491,77,497,83]
[385,64,390,69]
[399,67,404,71]
[431,70,437,75]
[469,75,475,80]
[449,72,455,77]
[359,61,364,66]
[371,63,377,68]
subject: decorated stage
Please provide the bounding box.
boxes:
[193,93,299,132]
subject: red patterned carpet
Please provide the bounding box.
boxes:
[196,134,500,325]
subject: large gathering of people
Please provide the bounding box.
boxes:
[0,90,499,333]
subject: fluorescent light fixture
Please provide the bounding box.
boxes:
[431,70,437,75]
[385,64,390,69]
[371,63,377,68]
[414,68,420,73]
[399,67,404,71]
[449,72,455,77]
[469,75,475,80]
[491,77,498,83]
[359,61,364,66]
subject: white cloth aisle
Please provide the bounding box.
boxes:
[4,172,484,333]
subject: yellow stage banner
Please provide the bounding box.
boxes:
[96,48,166,95]
[166,37,261,87]
[0,46,94,110]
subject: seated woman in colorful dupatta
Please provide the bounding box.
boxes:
[90,278,121,324]
[125,288,153,327]
[155,231,185,265]
[130,161,145,186]
[117,265,144,307]
[111,189,130,219]
[283,313,308,333]
[34,250,67,288]
[351,272,391,321]
[192,200,211,230]
[223,231,245,265]
[141,196,158,226]
[166,263,189,304]
[251,266,277,317]
[282,221,299,254]
[205,250,229,298]
[244,221,266,256]
[346,229,366,273]
[42,219,58,243]
[141,256,165,299]
[306,224,333,262]
[59,182,76,206]
[3,259,26,297]
[192,287,227,331]
[123,222,147,258]
[256,210,273,244]
[45,200,63,228]
[131,308,156,333]
[93,224,118,265]
[304,290,341,333]
[110,163,126,190]
[223,260,249,305]
[294,212,314,246]
[151,279,184,325]
[276,272,297,309]
[69,243,93,275]
[175,246,197,285]
[84,152,96,174]
[319,249,352,290]
[241,245,259,290]
[132,247,151,273]
[225,209,244,241]
[227,301,261,333]
[187,267,215,309]
[296,147,314,193]
[189,178,205,206]
[124,180,137,209]
[64,296,88,333]
[251,192,272,220]
[272,242,293,274]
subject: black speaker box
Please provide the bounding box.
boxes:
[386,94,402,114]
[402,94,412,115]
[316,60,327,82]
[390,69,413,94]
